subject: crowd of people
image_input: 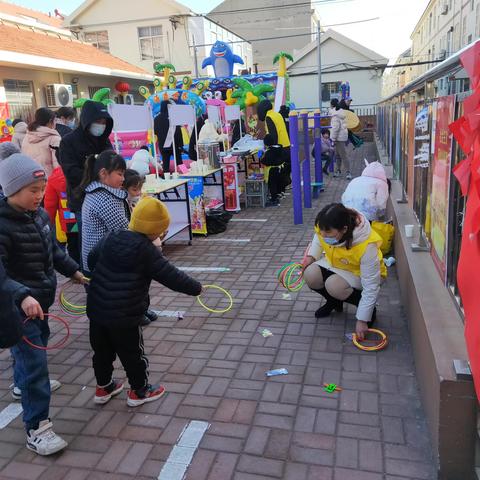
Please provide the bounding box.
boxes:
[0,97,390,457]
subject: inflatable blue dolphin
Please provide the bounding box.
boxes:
[202,41,244,78]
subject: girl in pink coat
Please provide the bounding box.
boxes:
[22,108,61,177]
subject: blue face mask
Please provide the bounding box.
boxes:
[67,119,76,129]
[323,236,340,246]
[89,122,106,137]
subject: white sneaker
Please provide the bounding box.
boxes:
[11,380,62,401]
[346,172,353,180]
[26,420,68,456]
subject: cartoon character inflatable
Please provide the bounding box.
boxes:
[202,41,244,78]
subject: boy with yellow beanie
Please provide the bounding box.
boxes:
[86,196,202,407]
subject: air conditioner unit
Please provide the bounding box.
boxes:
[45,84,73,108]
[114,94,134,105]
[441,4,448,14]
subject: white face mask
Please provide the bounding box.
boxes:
[89,122,106,137]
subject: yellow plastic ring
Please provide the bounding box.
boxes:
[352,328,388,352]
[197,284,233,314]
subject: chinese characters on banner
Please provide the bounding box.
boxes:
[430,96,455,280]
[223,164,240,212]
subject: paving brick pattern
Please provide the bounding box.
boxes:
[0,144,437,479]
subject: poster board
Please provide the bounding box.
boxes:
[108,104,157,162]
[225,105,241,121]
[223,163,240,212]
[430,95,455,281]
[207,105,221,128]
[167,104,195,127]
[186,177,207,234]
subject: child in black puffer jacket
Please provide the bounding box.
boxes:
[0,153,85,456]
[87,196,202,407]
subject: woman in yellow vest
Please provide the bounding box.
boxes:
[303,203,387,339]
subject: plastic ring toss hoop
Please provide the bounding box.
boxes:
[197,285,233,314]
[352,328,388,352]
[23,313,70,350]
[277,263,305,292]
[59,280,88,316]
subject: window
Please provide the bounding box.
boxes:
[84,30,109,53]
[429,13,432,34]
[88,86,107,98]
[138,25,164,61]
[471,0,475,11]
[321,81,341,102]
[3,79,35,122]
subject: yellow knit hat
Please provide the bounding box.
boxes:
[129,196,170,236]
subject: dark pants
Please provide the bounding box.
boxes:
[268,166,288,201]
[66,232,80,265]
[160,148,183,173]
[89,321,149,391]
[11,317,51,431]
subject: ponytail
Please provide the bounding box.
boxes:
[76,150,126,198]
[28,107,56,132]
[315,203,359,249]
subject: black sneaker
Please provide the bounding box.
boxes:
[315,300,344,318]
[140,316,151,327]
[145,309,158,322]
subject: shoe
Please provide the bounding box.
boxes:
[11,379,62,401]
[346,172,352,180]
[127,384,166,407]
[265,200,280,207]
[26,420,68,456]
[94,379,124,405]
[145,309,158,322]
[314,288,344,318]
[333,171,341,178]
[140,316,151,327]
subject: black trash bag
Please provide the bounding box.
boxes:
[206,210,230,235]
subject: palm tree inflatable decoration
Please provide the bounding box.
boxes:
[73,87,113,108]
[231,78,274,110]
[154,62,176,90]
[273,52,293,111]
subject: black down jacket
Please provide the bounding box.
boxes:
[58,101,113,212]
[87,230,202,328]
[0,198,79,311]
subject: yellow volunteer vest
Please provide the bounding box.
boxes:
[266,110,290,148]
[315,227,387,278]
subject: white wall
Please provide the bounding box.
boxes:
[289,70,384,110]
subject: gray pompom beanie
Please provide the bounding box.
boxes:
[0,153,46,197]
[0,142,20,160]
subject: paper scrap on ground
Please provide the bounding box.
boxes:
[260,328,273,338]
[158,420,210,480]
[0,403,23,429]
[266,368,288,377]
[345,333,354,341]
[153,310,185,319]
[282,293,292,300]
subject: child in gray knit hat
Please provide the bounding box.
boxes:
[0,152,87,456]
[0,142,20,198]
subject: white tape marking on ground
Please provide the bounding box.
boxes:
[0,403,23,429]
[205,238,251,243]
[153,310,186,319]
[179,267,231,272]
[230,218,267,222]
[158,420,210,480]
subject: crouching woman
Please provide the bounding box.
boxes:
[303,203,387,339]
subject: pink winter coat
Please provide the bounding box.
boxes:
[21,126,61,176]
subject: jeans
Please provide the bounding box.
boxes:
[11,317,51,431]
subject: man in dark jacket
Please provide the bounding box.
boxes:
[58,100,113,213]
[0,153,85,456]
[154,100,184,173]
[55,106,76,138]
[86,196,202,407]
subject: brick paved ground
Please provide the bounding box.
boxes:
[0,143,437,479]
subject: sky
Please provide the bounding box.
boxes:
[11,0,430,61]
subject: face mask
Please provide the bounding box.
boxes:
[89,123,106,137]
[323,236,340,246]
[67,120,76,129]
